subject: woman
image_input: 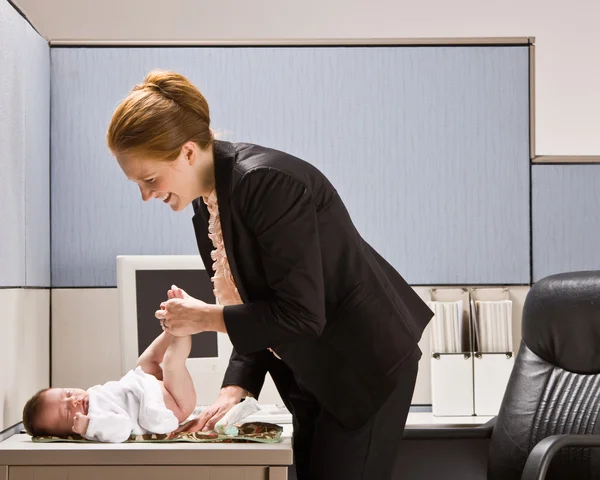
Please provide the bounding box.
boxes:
[107,70,433,480]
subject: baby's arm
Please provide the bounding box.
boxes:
[78,411,132,443]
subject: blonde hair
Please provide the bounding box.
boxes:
[107,70,213,161]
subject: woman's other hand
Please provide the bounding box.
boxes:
[155,295,206,336]
[175,386,247,433]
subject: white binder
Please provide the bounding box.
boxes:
[431,352,474,416]
[428,288,474,416]
[470,288,515,416]
[473,352,514,416]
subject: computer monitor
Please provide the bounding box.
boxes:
[116,255,234,405]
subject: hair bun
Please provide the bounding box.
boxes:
[108,69,213,158]
[140,71,185,102]
[144,82,174,101]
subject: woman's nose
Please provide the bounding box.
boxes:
[139,185,154,202]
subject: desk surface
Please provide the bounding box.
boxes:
[0,434,293,466]
[0,410,492,466]
[406,412,494,428]
[245,406,493,428]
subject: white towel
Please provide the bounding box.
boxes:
[84,366,179,443]
[215,397,261,436]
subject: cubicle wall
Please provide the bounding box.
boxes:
[532,165,600,281]
[50,46,531,287]
[49,44,532,405]
[0,0,50,432]
[4,0,600,424]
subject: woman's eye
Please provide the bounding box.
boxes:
[146,178,155,184]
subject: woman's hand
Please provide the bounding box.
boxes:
[155,284,226,336]
[175,386,247,433]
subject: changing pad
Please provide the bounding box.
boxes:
[32,422,282,444]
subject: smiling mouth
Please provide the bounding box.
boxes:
[160,193,171,203]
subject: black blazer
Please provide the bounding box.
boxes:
[192,140,433,429]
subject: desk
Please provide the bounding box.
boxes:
[0,410,494,480]
[244,405,494,429]
[0,434,293,480]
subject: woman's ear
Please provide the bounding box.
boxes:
[181,141,197,166]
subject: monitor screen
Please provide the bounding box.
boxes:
[135,269,218,359]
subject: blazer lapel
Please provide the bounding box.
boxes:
[191,199,215,281]
[211,140,249,303]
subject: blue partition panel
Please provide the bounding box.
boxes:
[0,0,50,287]
[533,165,600,281]
[0,0,26,286]
[51,46,530,287]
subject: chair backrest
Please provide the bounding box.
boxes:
[488,271,600,480]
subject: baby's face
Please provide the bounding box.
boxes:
[37,388,89,436]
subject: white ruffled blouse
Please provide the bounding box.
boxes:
[202,190,280,359]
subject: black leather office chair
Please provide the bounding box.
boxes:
[488,271,600,480]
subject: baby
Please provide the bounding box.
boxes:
[22,331,196,443]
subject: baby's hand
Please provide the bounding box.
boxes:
[72,412,90,435]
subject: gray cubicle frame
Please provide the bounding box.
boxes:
[51,36,536,164]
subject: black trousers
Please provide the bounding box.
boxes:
[281,363,418,480]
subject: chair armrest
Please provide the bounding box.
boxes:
[403,416,496,440]
[521,434,600,480]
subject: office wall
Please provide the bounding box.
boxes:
[3,0,599,413]
[46,44,531,404]
[0,290,50,432]
[0,1,50,287]
[11,0,600,156]
[50,46,530,287]
[532,165,600,281]
[0,0,50,431]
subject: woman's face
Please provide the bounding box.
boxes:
[118,144,210,212]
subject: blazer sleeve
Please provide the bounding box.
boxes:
[221,348,272,398]
[223,168,326,354]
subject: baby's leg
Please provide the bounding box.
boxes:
[161,336,196,423]
[136,331,173,380]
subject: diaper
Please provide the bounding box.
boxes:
[134,367,180,434]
